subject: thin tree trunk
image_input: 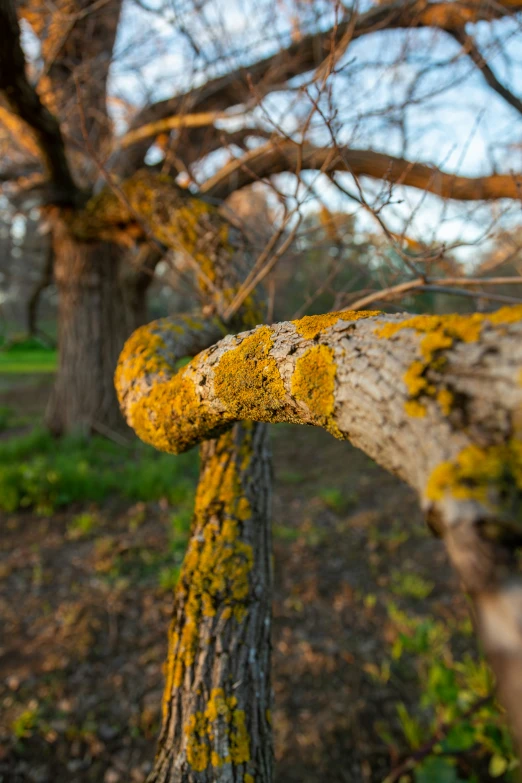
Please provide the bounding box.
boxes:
[46,220,129,434]
[148,422,273,783]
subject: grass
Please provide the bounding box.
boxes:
[0,350,57,374]
[0,337,57,374]
[0,427,199,514]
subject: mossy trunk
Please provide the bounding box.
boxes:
[45,221,130,435]
[148,422,273,783]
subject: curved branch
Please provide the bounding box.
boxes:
[116,305,522,755]
[120,110,247,149]
[201,141,522,201]
[349,276,522,310]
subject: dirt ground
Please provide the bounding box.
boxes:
[0,376,475,783]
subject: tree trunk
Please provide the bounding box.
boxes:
[45,220,130,434]
[149,422,273,783]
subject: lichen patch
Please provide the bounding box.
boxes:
[292,309,380,340]
[213,326,287,421]
[291,344,337,423]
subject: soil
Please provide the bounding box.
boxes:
[0,376,474,783]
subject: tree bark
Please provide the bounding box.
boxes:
[45,220,130,434]
[148,422,273,783]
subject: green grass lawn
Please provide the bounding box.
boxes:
[0,349,57,374]
[0,337,57,374]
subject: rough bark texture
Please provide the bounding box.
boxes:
[46,220,129,434]
[116,305,522,756]
[149,423,273,783]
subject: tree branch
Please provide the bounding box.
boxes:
[116,306,522,756]
[117,0,522,174]
[349,276,522,310]
[0,0,79,204]
[120,109,249,149]
[448,28,522,116]
[200,140,522,201]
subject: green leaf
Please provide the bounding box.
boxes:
[396,703,423,749]
[443,721,476,752]
[489,755,508,778]
[414,757,463,783]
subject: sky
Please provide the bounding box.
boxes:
[21,0,522,266]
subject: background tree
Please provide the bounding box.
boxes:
[1,0,522,433]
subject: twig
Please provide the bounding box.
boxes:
[349,276,522,310]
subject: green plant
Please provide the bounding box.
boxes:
[67,511,99,540]
[382,603,518,782]
[318,487,358,513]
[12,708,39,739]
[0,405,12,432]
[0,428,199,513]
[390,570,435,600]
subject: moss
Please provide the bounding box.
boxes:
[184,688,251,772]
[291,345,336,423]
[377,306,522,418]
[425,440,522,504]
[214,326,287,421]
[293,309,381,340]
[244,775,255,783]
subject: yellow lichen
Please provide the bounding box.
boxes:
[293,309,381,340]
[163,430,255,688]
[425,440,522,504]
[436,387,454,416]
[185,712,210,772]
[115,324,172,403]
[230,709,250,764]
[404,400,427,418]
[403,361,428,397]
[214,326,287,421]
[244,775,255,783]
[183,688,251,772]
[291,345,337,423]
[488,304,522,325]
[376,307,522,418]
